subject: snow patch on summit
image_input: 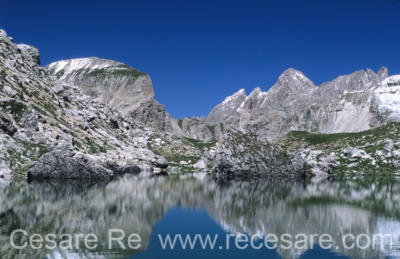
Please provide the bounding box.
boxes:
[47,58,119,78]
[222,89,246,105]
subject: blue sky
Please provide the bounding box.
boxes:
[1,0,400,118]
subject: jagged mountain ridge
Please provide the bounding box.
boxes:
[47,57,400,143]
[207,67,400,140]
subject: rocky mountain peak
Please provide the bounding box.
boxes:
[277,68,315,87]
[257,68,315,109]
[248,86,262,96]
[16,44,40,65]
[319,68,384,93]
[378,66,389,80]
[206,88,247,125]
[0,29,10,41]
[46,57,154,116]
[222,88,246,104]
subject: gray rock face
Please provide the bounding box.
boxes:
[206,89,246,125]
[27,148,115,180]
[16,43,40,65]
[204,129,306,180]
[0,161,12,184]
[0,112,17,136]
[46,58,152,116]
[206,67,400,140]
[46,57,215,140]
[175,117,216,141]
[129,98,167,130]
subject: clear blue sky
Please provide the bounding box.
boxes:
[1,0,399,118]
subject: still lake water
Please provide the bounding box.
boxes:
[1,172,400,259]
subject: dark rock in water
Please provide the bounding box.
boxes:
[27,148,115,180]
[151,156,168,169]
[120,163,141,174]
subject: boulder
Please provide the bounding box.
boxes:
[152,155,168,169]
[27,148,115,180]
[0,113,17,136]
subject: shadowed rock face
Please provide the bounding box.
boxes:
[1,174,400,259]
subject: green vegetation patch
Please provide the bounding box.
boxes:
[85,137,106,154]
[183,137,216,150]
[1,99,27,122]
[4,140,48,178]
[85,65,146,83]
[206,125,216,139]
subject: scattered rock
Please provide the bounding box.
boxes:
[206,130,306,180]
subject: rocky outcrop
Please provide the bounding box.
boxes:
[204,129,306,180]
[27,148,115,180]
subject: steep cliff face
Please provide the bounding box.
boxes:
[207,67,399,140]
[46,58,217,140]
[45,58,169,127]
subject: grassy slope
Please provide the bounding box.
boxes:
[279,121,400,176]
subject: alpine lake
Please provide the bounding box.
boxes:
[1,172,400,259]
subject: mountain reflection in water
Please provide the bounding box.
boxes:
[0,173,400,259]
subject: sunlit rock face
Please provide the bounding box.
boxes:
[1,174,400,259]
[206,67,400,141]
[46,58,216,140]
[46,58,166,127]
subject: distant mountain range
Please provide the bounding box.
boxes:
[47,58,400,142]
